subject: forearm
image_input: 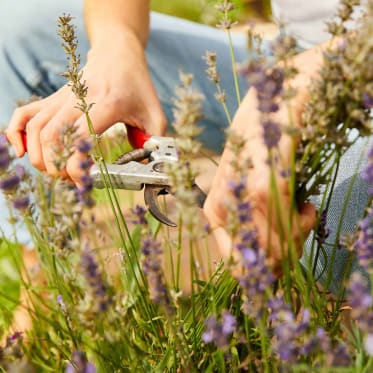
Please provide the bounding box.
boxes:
[84,0,150,48]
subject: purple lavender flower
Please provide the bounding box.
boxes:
[8,331,23,343]
[80,174,93,192]
[66,350,96,373]
[141,236,170,310]
[204,223,212,234]
[77,139,92,154]
[80,159,93,171]
[202,311,236,350]
[81,248,110,312]
[14,164,25,179]
[243,63,284,114]
[239,247,274,320]
[131,205,147,226]
[228,178,274,319]
[0,133,7,147]
[77,172,94,208]
[222,311,237,335]
[0,173,21,191]
[346,272,373,329]
[316,209,331,245]
[332,342,351,366]
[363,92,373,109]
[241,61,284,153]
[12,195,30,211]
[227,178,255,225]
[202,316,220,344]
[267,296,347,365]
[0,150,10,171]
[262,120,281,149]
[239,248,274,298]
[227,177,246,199]
[236,201,253,224]
[301,327,351,366]
[270,300,311,363]
[267,295,291,322]
[347,273,373,359]
[236,228,259,253]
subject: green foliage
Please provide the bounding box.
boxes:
[0,240,21,336]
[1,0,373,372]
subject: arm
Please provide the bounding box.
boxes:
[84,0,150,48]
[6,0,166,186]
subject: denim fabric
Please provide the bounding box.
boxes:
[301,136,373,294]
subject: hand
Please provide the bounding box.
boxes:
[203,47,321,276]
[6,32,166,186]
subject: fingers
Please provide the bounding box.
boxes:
[25,105,63,172]
[65,103,127,186]
[143,96,167,136]
[40,104,82,176]
[66,150,89,189]
[6,99,45,156]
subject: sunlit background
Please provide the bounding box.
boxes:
[151,0,272,24]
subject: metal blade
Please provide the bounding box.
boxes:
[144,185,177,227]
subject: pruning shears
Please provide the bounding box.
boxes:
[90,126,207,227]
[20,127,206,227]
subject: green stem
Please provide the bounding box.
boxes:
[227,30,241,105]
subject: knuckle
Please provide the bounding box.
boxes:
[39,127,55,145]
[10,107,26,127]
[25,118,43,134]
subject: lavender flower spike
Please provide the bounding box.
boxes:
[202,311,236,350]
[81,248,111,312]
[66,350,96,373]
[141,235,171,311]
[0,134,10,172]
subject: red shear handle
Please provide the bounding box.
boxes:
[126,125,151,149]
[20,126,150,152]
[21,131,27,151]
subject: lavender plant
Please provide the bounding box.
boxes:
[0,0,373,372]
[296,0,373,202]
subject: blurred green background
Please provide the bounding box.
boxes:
[151,0,272,25]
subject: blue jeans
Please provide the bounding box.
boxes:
[0,0,369,292]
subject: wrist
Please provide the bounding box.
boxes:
[87,27,146,62]
[89,23,147,51]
